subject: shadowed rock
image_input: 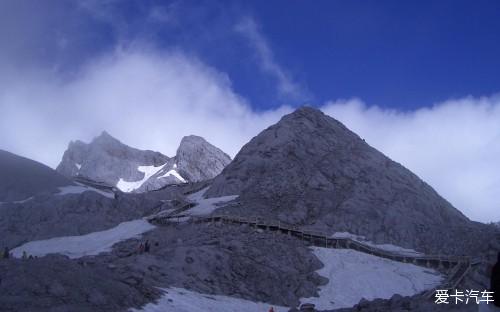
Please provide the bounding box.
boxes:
[0,149,72,202]
[206,106,495,254]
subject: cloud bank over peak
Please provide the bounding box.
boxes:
[322,96,500,223]
[0,45,498,223]
[0,48,291,168]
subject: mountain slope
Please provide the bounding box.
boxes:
[0,150,72,202]
[57,132,231,192]
[206,107,492,254]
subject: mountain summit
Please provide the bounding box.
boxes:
[207,106,489,254]
[176,135,231,182]
[56,132,231,192]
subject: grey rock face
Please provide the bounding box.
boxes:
[0,150,72,202]
[175,135,231,182]
[0,187,184,249]
[57,132,231,192]
[56,131,170,188]
[100,223,326,308]
[0,255,162,312]
[206,107,495,254]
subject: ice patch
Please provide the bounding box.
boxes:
[300,247,443,310]
[12,218,155,259]
[117,163,167,192]
[57,184,115,199]
[130,287,288,312]
[186,187,238,216]
[331,232,422,256]
[157,169,187,183]
[75,163,82,170]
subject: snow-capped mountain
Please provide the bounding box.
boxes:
[3,107,498,312]
[0,149,72,202]
[207,107,492,255]
[56,132,231,192]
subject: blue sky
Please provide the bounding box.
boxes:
[0,0,499,222]
[3,0,500,110]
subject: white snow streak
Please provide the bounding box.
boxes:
[300,247,443,310]
[157,169,187,183]
[117,164,166,192]
[57,184,115,199]
[12,219,155,259]
[130,287,288,312]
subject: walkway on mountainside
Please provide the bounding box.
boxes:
[149,214,483,299]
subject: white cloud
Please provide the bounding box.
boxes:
[0,47,290,169]
[235,17,307,101]
[321,97,500,223]
[0,45,498,223]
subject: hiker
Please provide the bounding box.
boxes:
[268,307,275,312]
[144,240,150,253]
[22,251,27,260]
[3,247,9,259]
[28,255,34,260]
[492,251,500,307]
[139,243,145,254]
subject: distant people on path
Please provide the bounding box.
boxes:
[138,240,154,254]
[22,251,27,260]
[139,243,145,254]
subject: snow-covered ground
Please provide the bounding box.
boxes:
[300,247,443,310]
[130,287,288,312]
[185,187,238,216]
[331,232,422,256]
[12,219,155,259]
[57,184,115,199]
[117,164,166,192]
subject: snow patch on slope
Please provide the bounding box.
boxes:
[331,232,423,256]
[57,184,115,199]
[117,164,166,192]
[12,219,155,259]
[130,287,288,312]
[186,187,238,216]
[300,247,443,310]
[157,169,187,183]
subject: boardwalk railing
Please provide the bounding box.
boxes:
[150,213,483,297]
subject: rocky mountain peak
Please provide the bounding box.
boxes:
[175,135,232,182]
[56,132,231,192]
[205,106,479,254]
[93,130,120,145]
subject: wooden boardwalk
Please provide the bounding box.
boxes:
[150,213,483,299]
